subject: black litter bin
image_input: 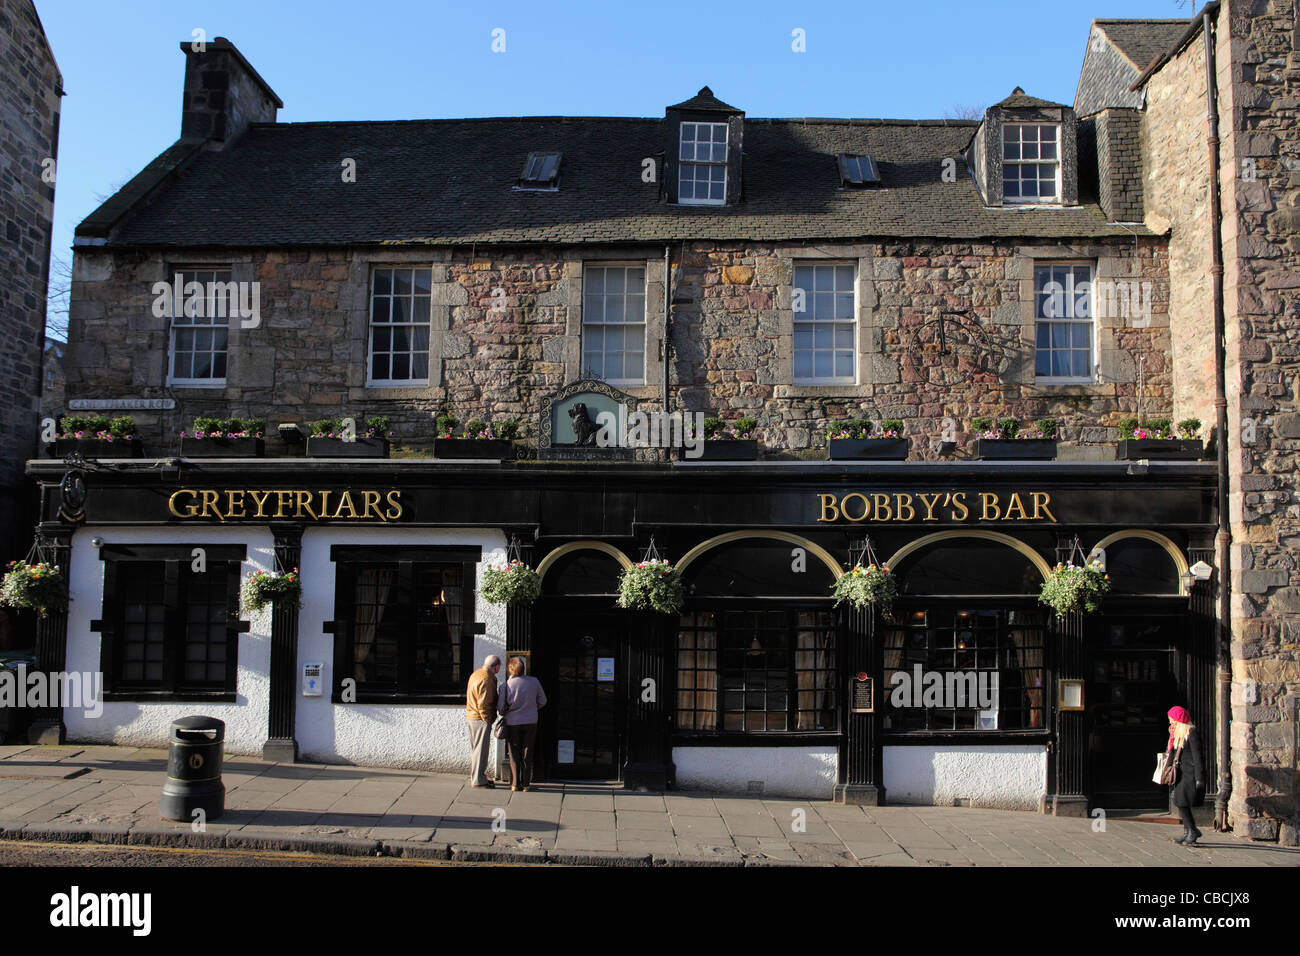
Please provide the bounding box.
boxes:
[160,716,225,821]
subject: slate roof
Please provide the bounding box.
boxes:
[85,115,1148,248]
[1096,19,1190,72]
[993,88,1069,110]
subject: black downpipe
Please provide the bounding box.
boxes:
[1203,9,1232,831]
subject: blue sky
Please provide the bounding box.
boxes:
[37,0,1202,338]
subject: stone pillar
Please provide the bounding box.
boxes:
[262,523,302,762]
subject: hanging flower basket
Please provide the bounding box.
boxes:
[479,559,541,606]
[617,559,684,614]
[241,567,302,614]
[0,560,68,618]
[831,564,897,613]
[1039,561,1110,617]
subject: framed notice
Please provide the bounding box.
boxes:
[850,673,874,713]
[597,657,615,682]
[506,650,531,675]
[557,740,575,763]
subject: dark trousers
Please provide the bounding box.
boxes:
[1176,804,1198,830]
[505,723,538,789]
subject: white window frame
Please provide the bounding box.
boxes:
[166,266,232,388]
[793,261,857,386]
[1033,261,1096,384]
[367,266,433,387]
[678,121,728,206]
[1002,123,1062,205]
[582,263,648,386]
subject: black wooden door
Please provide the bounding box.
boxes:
[550,614,624,780]
[1086,615,1184,809]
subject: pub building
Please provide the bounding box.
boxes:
[29,26,1228,815]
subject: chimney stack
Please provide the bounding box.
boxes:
[180,36,281,146]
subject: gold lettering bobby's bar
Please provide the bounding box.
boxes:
[816,491,1055,523]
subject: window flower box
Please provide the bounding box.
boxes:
[51,415,142,458]
[432,415,519,459]
[1115,439,1203,460]
[306,437,389,458]
[1115,417,1203,460]
[826,418,907,460]
[972,439,1057,460]
[691,416,759,460]
[180,417,267,458]
[433,438,515,460]
[970,416,1057,460]
[54,437,144,458]
[697,439,758,461]
[306,416,391,458]
[181,436,265,458]
[828,438,910,460]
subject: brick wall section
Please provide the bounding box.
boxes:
[0,0,59,556]
[68,236,1170,460]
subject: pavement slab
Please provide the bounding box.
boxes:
[0,744,1295,867]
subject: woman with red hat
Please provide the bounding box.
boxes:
[1165,705,1206,845]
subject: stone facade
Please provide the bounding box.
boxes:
[67,237,1170,459]
[0,0,59,560]
[1144,0,1300,844]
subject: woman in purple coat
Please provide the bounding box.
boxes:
[498,657,547,792]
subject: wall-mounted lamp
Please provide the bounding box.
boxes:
[278,423,305,443]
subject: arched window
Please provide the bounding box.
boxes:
[681,539,835,598]
[1096,537,1181,595]
[895,537,1044,596]
[540,549,623,596]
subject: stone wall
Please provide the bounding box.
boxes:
[68,236,1170,459]
[0,0,59,558]
[1144,0,1300,845]
[1221,0,1300,844]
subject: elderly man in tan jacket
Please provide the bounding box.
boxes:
[466,654,502,788]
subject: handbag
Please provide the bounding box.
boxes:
[493,689,510,740]
[1157,748,1180,786]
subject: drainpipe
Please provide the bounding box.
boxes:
[663,245,671,416]
[1203,9,1232,831]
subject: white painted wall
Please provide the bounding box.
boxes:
[62,522,507,775]
[883,745,1046,810]
[673,746,837,799]
[294,526,507,772]
[64,525,275,753]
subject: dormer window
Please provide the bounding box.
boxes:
[837,154,880,187]
[678,122,728,205]
[516,152,562,191]
[1002,124,1060,202]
